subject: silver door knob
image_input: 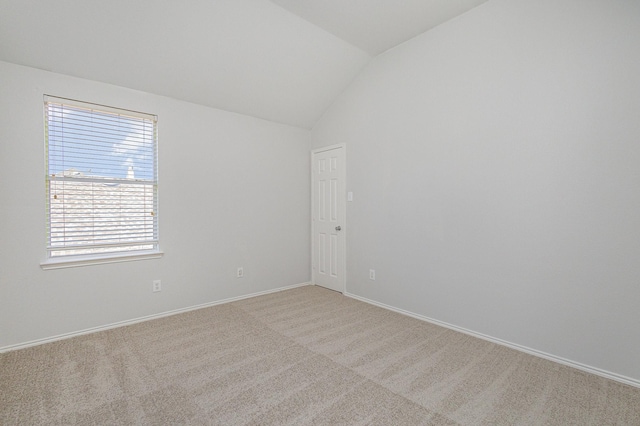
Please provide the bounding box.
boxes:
[335,226,341,231]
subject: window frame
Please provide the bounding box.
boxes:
[41,95,162,270]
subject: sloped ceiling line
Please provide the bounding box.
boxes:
[0,0,488,128]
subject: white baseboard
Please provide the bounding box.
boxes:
[0,282,311,354]
[344,291,640,389]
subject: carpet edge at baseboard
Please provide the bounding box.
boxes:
[344,291,640,390]
[0,282,312,354]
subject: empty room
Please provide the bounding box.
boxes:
[1,0,639,424]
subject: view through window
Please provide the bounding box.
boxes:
[44,96,158,258]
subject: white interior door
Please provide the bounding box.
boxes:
[312,145,345,293]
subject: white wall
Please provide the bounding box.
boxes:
[312,0,640,383]
[0,61,310,349]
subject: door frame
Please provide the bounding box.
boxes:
[311,143,346,293]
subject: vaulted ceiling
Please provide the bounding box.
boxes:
[0,0,488,128]
[271,0,489,56]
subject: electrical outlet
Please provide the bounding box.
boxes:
[237,267,244,278]
[152,280,161,292]
[369,269,375,280]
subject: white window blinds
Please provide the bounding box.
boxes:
[44,96,158,258]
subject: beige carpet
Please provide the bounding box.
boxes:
[1,285,639,425]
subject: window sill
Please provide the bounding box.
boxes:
[40,250,164,270]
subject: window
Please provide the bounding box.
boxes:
[43,96,159,266]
